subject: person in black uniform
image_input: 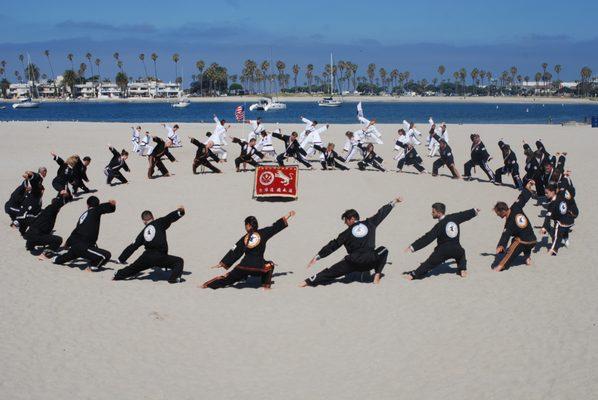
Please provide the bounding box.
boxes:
[190,136,221,174]
[300,198,402,287]
[403,203,479,280]
[14,175,46,234]
[395,141,426,173]
[50,153,77,194]
[492,181,538,271]
[541,183,578,255]
[113,207,186,284]
[23,190,72,258]
[314,143,349,171]
[522,142,544,196]
[5,168,46,226]
[147,137,173,179]
[463,134,494,181]
[71,156,91,195]
[104,146,130,185]
[494,141,522,189]
[202,210,296,289]
[52,196,115,270]
[273,130,312,169]
[358,143,385,172]
[232,137,264,172]
[431,132,461,179]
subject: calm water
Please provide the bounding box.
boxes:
[1,100,597,124]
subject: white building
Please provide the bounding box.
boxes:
[98,83,121,98]
[8,82,31,98]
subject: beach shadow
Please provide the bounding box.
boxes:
[396,170,421,175]
[137,268,192,282]
[229,270,293,289]
[255,197,296,203]
[62,259,115,271]
[533,238,548,253]
[425,262,461,277]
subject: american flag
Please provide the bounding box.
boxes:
[235,105,245,121]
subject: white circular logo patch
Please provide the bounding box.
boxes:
[559,201,567,215]
[351,223,369,238]
[245,233,261,249]
[144,225,156,242]
[259,171,275,186]
[78,211,88,225]
[515,214,528,229]
[445,221,459,238]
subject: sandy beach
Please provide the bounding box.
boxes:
[0,121,596,399]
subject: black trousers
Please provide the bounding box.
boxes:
[358,160,385,172]
[72,180,90,194]
[305,247,388,286]
[106,170,128,185]
[321,161,349,170]
[464,160,494,180]
[235,157,259,169]
[277,153,311,168]
[410,244,466,279]
[193,157,221,174]
[494,166,522,189]
[24,231,62,252]
[203,262,275,289]
[164,148,176,162]
[148,156,168,178]
[5,201,20,221]
[54,242,111,268]
[548,223,571,254]
[114,251,184,283]
[397,158,425,172]
[432,158,458,177]
[494,238,536,270]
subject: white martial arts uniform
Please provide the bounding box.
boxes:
[256,131,277,159]
[131,128,141,154]
[359,116,383,144]
[427,118,449,157]
[403,120,422,145]
[247,120,265,142]
[301,125,329,157]
[140,133,153,156]
[298,117,316,143]
[344,131,366,162]
[164,125,182,148]
[208,116,228,160]
[393,134,413,161]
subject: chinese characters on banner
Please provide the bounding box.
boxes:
[254,165,298,199]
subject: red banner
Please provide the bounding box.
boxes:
[254,165,299,198]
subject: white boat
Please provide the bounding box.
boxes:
[249,97,286,111]
[172,97,190,108]
[318,53,342,107]
[12,97,40,109]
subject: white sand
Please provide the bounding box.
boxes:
[0,121,596,400]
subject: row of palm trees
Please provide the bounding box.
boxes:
[0,52,595,97]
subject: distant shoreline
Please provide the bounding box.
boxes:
[1,95,597,105]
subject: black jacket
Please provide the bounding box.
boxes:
[191,138,219,161]
[67,202,116,246]
[119,209,184,262]
[314,145,345,165]
[233,137,264,161]
[26,194,71,235]
[470,141,491,164]
[411,209,478,251]
[273,132,306,157]
[105,147,130,173]
[433,134,455,164]
[498,188,537,248]
[543,191,579,229]
[52,156,74,188]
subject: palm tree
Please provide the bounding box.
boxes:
[151,53,159,82]
[18,54,25,74]
[260,61,269,93]
[554,64,562,82]
[580,66,592,97]
[95,58,101,85]
[62,69,77,97]
[350,63,358,91]
[115,71,129,97]
[113,52,122,72]
[367,63,376,87]
[43,50,57,96]
[139,53,148,82]
[292,64,300,90]
[534,72,542,88]
[196,60,205,95]
[379,67,387,91]
[67,53,74,70]
[85,52,94,82]
[390,69,399,92]
[306,64,314,94]
[275,60,285,91]
[437,65,445,82]
[471,68,479,86]
[453,71,460,94]
[78,63,87,81]
[172,53,180,83]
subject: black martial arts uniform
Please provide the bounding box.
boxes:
[54,202,115,267]
[431,134,459,178]
[543,189,579,255]
[190,138,221,173]
[305,202,394,286]
[463,140,494,181]
[494,142,522,189]
[114,209,185,283]
[203,218,288,289]
[7,172,44,226]
[405,209,478,279]
[522,146,544,195]
[52,155,74,193]
[5,181,27,222]
[314,145,349,170]
[15,189,43,234]
[233,137,264,169]
[72,159,90,194]
[273,132,312,168]
[358,149,385,171]
[23,194,71,252]
[104,147,130,185]
[494,188,537,270]
[147,137,171,178]
[395,142,425,172]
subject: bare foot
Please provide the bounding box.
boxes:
[459,270,468,278]
[525,257,532,266]
[37,253,51,261]
[298,281,308,287]
[84,267,93,273]
[373,273,381,284]
[403,274,414,281]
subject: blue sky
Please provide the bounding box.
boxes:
[0,0,596,83]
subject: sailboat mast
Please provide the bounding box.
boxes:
[330,53,333,95]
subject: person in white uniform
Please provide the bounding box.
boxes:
[403,120,422,145]
[206,115,230,161]
[130,126,142,154]
[139,131,153,156]
[298,116,317,143]
[427,118,448,157]
[256,129,278,159]
[357,102,383,144]
[162,124,182,148]
[343,131,365,162]
[245,118,265,142]
[301,124,330,157]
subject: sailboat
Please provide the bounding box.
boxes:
[13,54,40,109]
[172,65,190,108]
[249,49,286,111]
[318,53,342,107]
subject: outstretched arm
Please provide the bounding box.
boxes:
[368,197,403,227]
[452,208,479,224]
[408,224,440,253]
[156,207,185,230]
[118,232,144,264]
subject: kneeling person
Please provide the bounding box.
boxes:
[114,207,185,284]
